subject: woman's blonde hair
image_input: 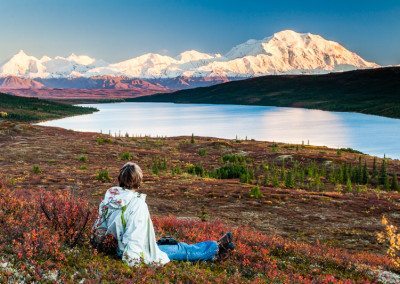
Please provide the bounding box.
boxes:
[118,162,143,189]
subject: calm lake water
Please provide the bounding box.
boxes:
[38,102,400,158]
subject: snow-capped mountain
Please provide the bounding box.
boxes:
[176,50,219,63]
[86,51,222,78]
[0,50,107,78]
[220,30,377,76]
[0,50,49,78]
[88,53,179,78]
[0,30,378,80]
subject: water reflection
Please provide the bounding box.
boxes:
[259,107,350,147]
[38,102,400,158]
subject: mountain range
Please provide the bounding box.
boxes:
[0,30,379,97]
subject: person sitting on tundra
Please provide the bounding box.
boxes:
[92,162,234,265]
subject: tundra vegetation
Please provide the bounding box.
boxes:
[0,93,97,122]
[0,120,400,282]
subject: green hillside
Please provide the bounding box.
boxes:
[131,67,400,119]
[0,93,97,122]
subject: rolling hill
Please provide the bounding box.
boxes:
[0,93,97,122]
[130,67,400,119]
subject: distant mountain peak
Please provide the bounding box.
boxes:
[223,30,377,75]
[1,30,379,79]
[40,55,52,62]
[176,50,214,62]
[10,50,37,61]
[66,53,96,65]
[16,49,28,56]
[273,29,303,37]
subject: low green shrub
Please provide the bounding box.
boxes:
[270,143,279,152]
[210,153,253,183]
[240,171,254,183]
[198,148,207,157]
[222,153,247,164]
[96,136,112,145]
[78,155,88,162]
[119,152,133,161]
[249,186,262,198]
[211,163,252,180]
[32,165,41,174]
[339,148,364,154]
[171,166,182,175]
[96,169,111,182]
[152,158,167,175]
[186,163,205,177]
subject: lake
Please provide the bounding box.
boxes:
[38,102,400,158]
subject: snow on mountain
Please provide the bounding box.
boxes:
[66,53,96,65]
[225,39,267,59]
[219,30,378,76]
[175,50,222,77]
[88,51,221,78]
[0,30,378,79]
[0,50,49,78]
[0,51,107,78]
[220,30,378,76]
[176,50,216,63]
[44,54,107,78]
[108,53,178,78]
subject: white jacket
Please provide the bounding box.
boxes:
[94,186,170,266]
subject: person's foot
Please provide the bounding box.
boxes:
[218,232,233,247]
[217,232,234,260]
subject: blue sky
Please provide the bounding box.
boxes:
[1,0,399,65]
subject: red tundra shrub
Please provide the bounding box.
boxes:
[12,225,65,262]
[152,216,395,283]
[0,184,396,283]
[39,189,95,247]
[0,186,95,278]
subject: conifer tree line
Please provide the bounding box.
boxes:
[258,156,399,192]
[174,152,399,192]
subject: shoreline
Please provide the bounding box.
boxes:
[76,100,400,121]
[37,102,399,159]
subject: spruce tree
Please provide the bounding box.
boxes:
[372,157,378,179]
[264,173,270,187]
[342,164,349,184]
[391,173,399,191]
[348,164,354,183]
[272,173,279,187]
[300,168,305,184]
[379,158,390,190]
[356,157,362,184]
[285,170,295,188]
[280,161,286,181]
[346,177,352,192]
[338,165,344,184]
[362,161,368,184]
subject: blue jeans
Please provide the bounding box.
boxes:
[158,241,219,261]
